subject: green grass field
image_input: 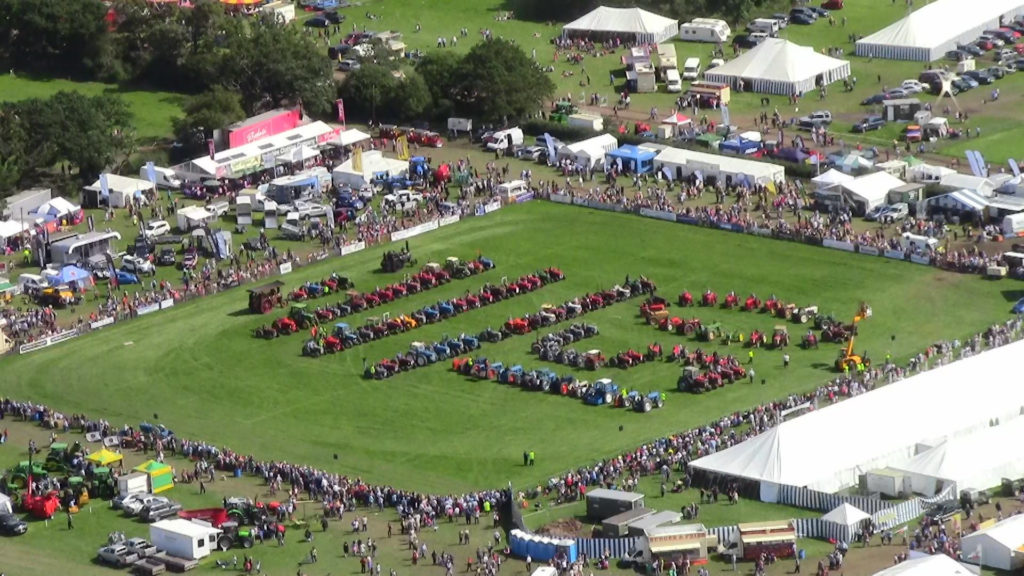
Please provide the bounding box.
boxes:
[0,75,184,141]
[3,202,1015,494]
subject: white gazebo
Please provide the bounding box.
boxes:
[703,38,851,96]
[820,503,871,544]
[563,6,679,44]
[811,168,855,191]
[661,113,694,137]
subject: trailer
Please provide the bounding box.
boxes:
[626,510,684,537]
[585,488,645,521]
[602,507,655,537]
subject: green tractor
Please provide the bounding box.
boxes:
[225,497,270,525]
[697,322,724,342]
[86,467,117,500]
[288,304,317,330]
[549,101,579,124]
[44,441,83,474]
[2,460,49,492]
[216,521,256,551]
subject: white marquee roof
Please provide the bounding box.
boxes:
[872,554,975,576]
[691,340,1024,493]
[812,168,855,188]
[704,38,849,84]
[821,503,871,527]
[858,0,1024,51]
[963,513,1024,551]
[841,171,905,205]
[564,6,678,40]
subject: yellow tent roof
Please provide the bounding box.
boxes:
[86,449,123,466]
[134,460,171,474]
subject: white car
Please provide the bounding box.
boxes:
[97,545,139,567]
[112,492,153,511]
[880,202,910,223]
[383,190,423,206]
[282,200,330,219]
[143,220,170,239]
[709,58,725,69]
[121,255,156,277]
[900,79,925,94]
[123,495,168,517]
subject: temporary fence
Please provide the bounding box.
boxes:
[18,328,80,354]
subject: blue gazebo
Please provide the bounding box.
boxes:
[605,145,656,175]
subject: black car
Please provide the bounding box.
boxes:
[964,70,994,84]
[808,6,830,17]
[790,7,816,20]
[925,500,961,522]
[852,116,886,132]
[734,34,766,48]
[791,13,815,25]
[323,10,345,24]
[956,43,985,57]
[0,513,28,536]
[156,248,176,266]
[860,93,886,105]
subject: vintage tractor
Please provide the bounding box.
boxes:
[478,327,503,343]
[793,305,819,324]
[771,326,790,348]
[503,317,530,336]
[44,441,83,474]
[821,324,850,343]
[247,281,285,314]
[86,467,117,500]
[762,296,781,315]
[324,323,360,351]
[409,342,439,367]
[645,343,664,361]
[583,378,619,405]
[612,349,645,368]
[633,391,665,412]
[380,249,414,273]
[748,330,767,348]
[302,338,324,358]
[678,366,705,392]
[288,304,317,330]
[452,356,474,373]
[253,325,279,339]
[802,330,819,349]
[582,349,606,370]
[743,294,762,311]
[678,290,694,307]
[700,290,718,307]
[722,291,739,309]
[445,257,475,279]
[697,322,723,342]
[323,273,355,292]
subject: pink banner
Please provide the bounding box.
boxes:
[228,109,301,148]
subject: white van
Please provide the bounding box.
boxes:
[17,273,47,295]
[1002,213,1024,237]
[486,127,524,151]
[140,166,182,189]
[678,18,731,43]
[900,232,938,253]
[665,69,683,92]
[682,58,701,81]
[747,18,780,36]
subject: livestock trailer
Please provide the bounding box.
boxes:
[585,488,645,521]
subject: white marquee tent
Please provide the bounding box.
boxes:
[703,38,851,96]
[690,339,1024,501]
[872,554,976,576]
[856,0,1024,61]
[889,416,1024,496]
[557,134,619,170]
[331,150,408,189]
[961,514,1024,571]
[654,147,784,187]
[563,6,679,44]
[840,171,905,213]
[821,503,871,544]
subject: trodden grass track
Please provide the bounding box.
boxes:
[1,202,1015,492]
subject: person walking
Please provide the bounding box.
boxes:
[66,511,74,530]
[783,353,790,368]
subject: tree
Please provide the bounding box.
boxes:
[172,87,246,156]
[0,0,112,77]
[453,40,555,122]
[391,71,434,122]
[47,92,136,181]
[339,64,399,122]
[416,52,462,106]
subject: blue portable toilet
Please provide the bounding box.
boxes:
[556,539,578,563]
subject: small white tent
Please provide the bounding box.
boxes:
[563,6,679,44]
[811,168,855,191]
[331,150,408,189]
[960,514,1024,571]
[557,134,619,170]
[871,554,975,576]
[703,38,851,96]
[821,503,871,544]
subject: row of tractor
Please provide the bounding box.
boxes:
[451,358,667,413]
[360,338,483,378]
[502,276,656,337]
[300,270,563,357]
[531,324,600,357]
[0,444,110,522]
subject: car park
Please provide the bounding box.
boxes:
[0,513,28,536]
[121,255,156,277]
[853,116,886,132]
[901,79,925,94]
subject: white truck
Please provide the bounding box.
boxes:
[682,58,701,81]
[567,114,604,132]
[665,68,683,92]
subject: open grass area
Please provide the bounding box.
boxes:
[2,202,1015,495]
[0,75,184,141]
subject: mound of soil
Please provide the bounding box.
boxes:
[536,518,584,538]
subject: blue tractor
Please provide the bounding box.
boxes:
[409,156,430,180]
[626,390,665,412]
[499,364,524,385]
[530,368,559,392]
[583,378,619,405]
[410,342,438,366]
[432,341,452,359]
[461,334,480,350]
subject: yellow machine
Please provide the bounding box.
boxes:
[835,302,872,372]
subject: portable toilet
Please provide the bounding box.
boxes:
[556,539,578,563]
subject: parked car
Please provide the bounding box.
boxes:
[883,88,909,100]
[864,204,889,221]
[156,248,176,266]
[945,49,970,61]
[979,34,1005,47]
[322,10,345,24]
[790,12,815,25]
[0,513,28,536]
[112,492,153,511]
[901,79,925,94]
[734,33,767,48]
[822,0,844,9]
[338,58,361,71]
[960,75,980,88]
[797,110,833,129]
[957,43,985,57]
[143,220,171,239]
[984,66,1006,79]
[124,537,158,558]
[123,495,168,517]
[924,500,961,522]
[140,499,182,523]
[121,255,156,277]
[808,6,829,17]
[860,93,886,105]
[879,203,909,223]
[770,13,789,27]
[97,545,140,567]
[950,77,972,93]
[515,146,545,161]
[963,70,994,84]
[852,116,886,132]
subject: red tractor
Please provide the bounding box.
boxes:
[290,286,309,302]
[744,294,762,311]
[678,290,694,307]
[583,350,606,370]
[748,330,767,348]
[722,291,739,309]
[614,349,645,368]
[272,317,298,335]
[645,343,663,361]
[504,318,530,335]
[772,327,790,348]
[701,290,718,307]
[762,295,780,314]
[802,331,819,349]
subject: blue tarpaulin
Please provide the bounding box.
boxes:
[605,144,656,174]
[52,265,93,285]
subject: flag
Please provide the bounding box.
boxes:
[336,98,346,127]
[1009,159,1020,177]
[99,173,110,198]
[720,104,731,127]
[543,133,557,166]
[207,138,216,160]
[662,166,673,182]
[352,147,363,173]
[145,161,157,185]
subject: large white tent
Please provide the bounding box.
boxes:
[856,0,1024,61]
[654,147,784,187]
[557,134,619,170]
[331,150,408,189]
[841,171,905,214]
[563,6,679,44]
[872,554,976,576]
[811,168,855,191]
[690,339,1024,501]
[890,417,1024,497]
[960,514,1024,571]
[703,38,851,96]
